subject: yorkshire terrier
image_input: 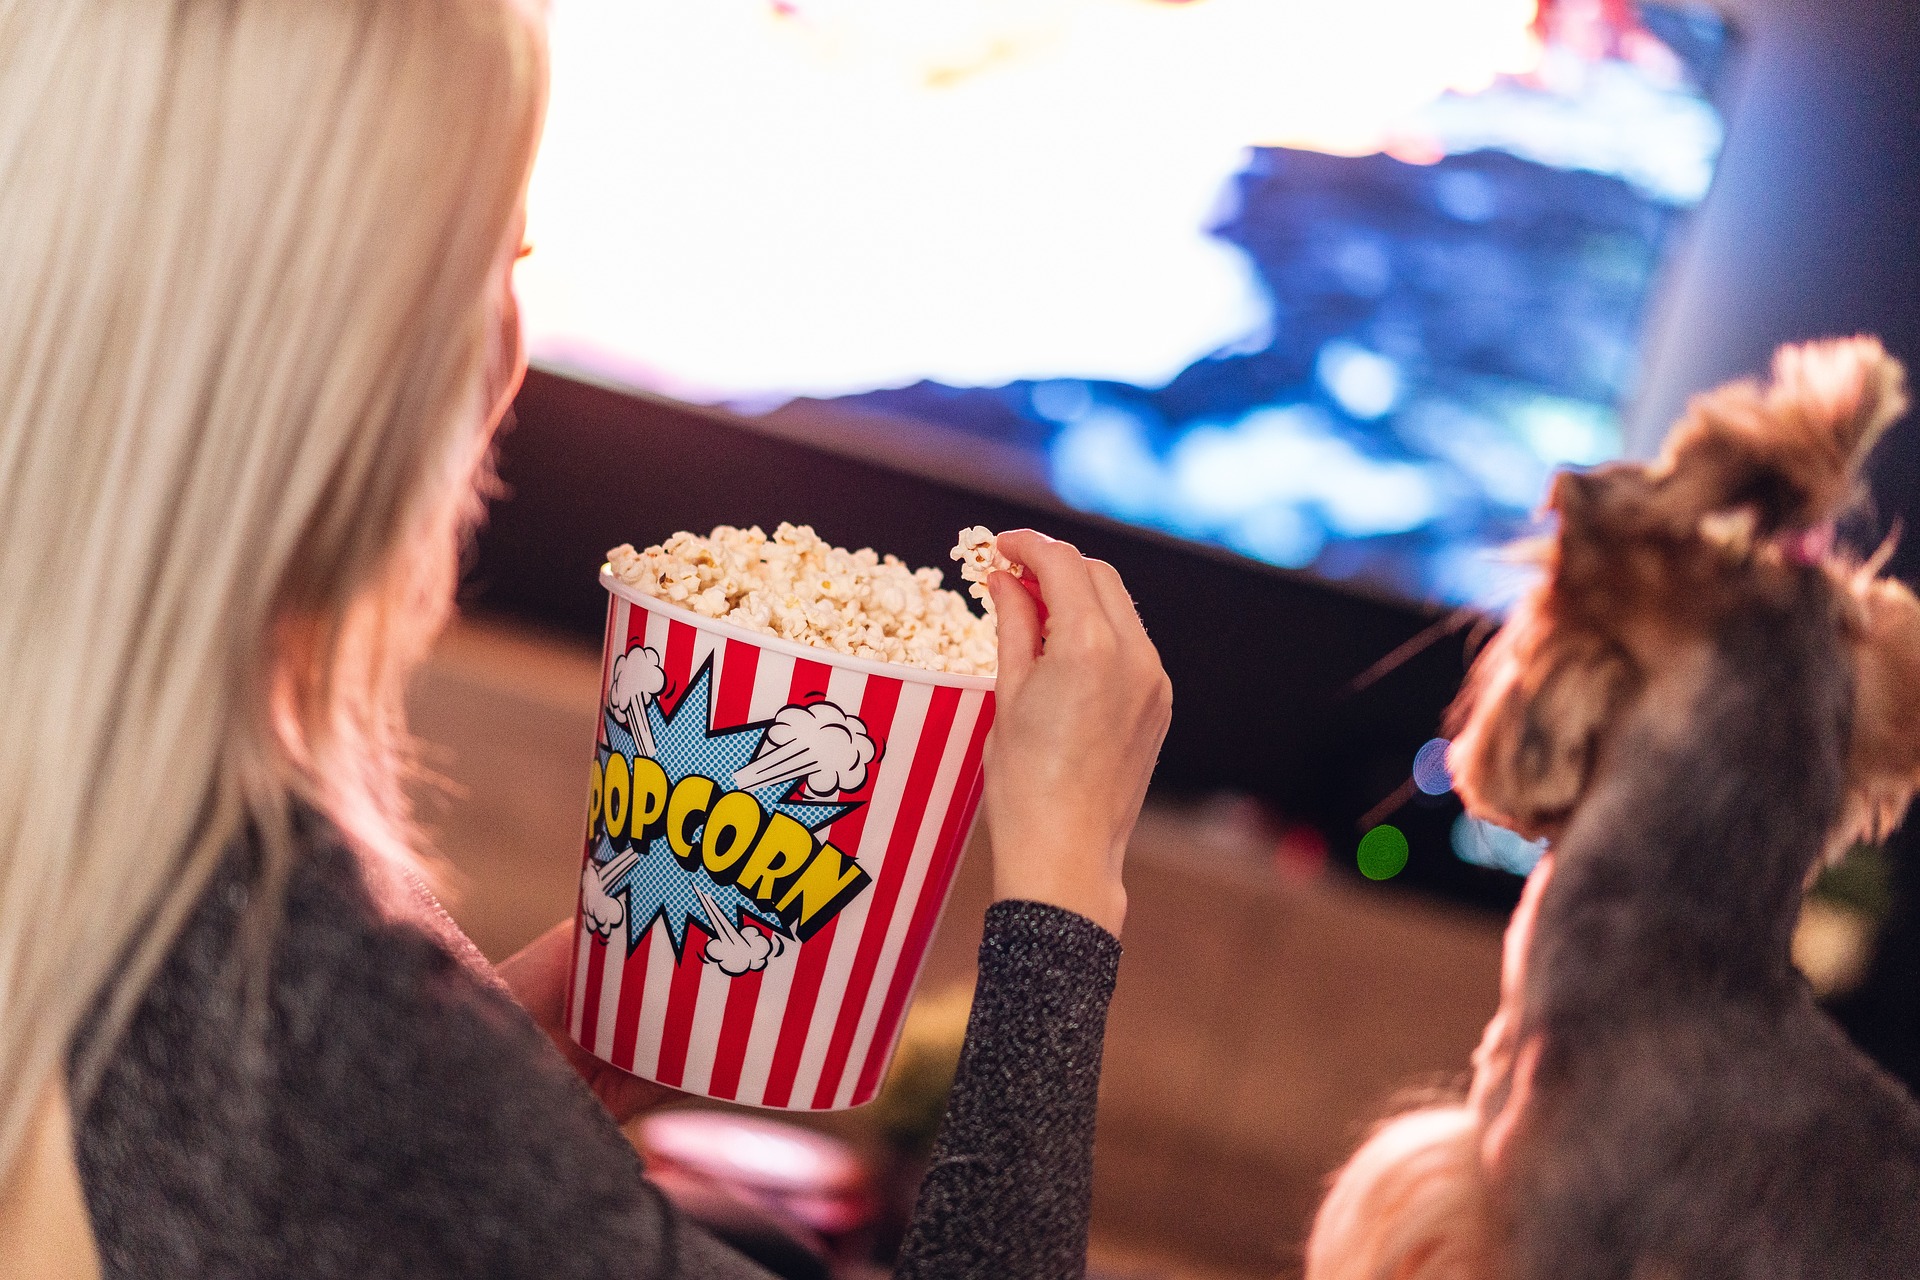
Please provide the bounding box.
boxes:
[1306,338,1920,1279]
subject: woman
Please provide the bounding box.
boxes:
[0,3,1172,1276]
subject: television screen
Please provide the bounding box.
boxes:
[516,0,1731,608]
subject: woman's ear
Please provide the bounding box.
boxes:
[1449,601,1635,843]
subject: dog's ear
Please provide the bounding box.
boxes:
[1448,598,1637,843]
[1651,337,1907,536]
[1839,572,1920,848]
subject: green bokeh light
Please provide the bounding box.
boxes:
[1358,824,1410,880]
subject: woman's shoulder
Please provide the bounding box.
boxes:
[69,808,675,1279]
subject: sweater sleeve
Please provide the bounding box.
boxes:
[894,900,1123,1280]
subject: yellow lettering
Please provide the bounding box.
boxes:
[737,813,815,904]
[602,753,631,841]
[776,843,870,941]
[666,775,716,868]
[587,757,604,838]
[702,790,765,878]
[631,756,669,843]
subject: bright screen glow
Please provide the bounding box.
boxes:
[518,0,1729,606]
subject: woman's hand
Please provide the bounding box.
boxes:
[982,530,1172,937]
[497,918,682,1124]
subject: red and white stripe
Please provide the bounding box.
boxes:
[567,585,995,1111]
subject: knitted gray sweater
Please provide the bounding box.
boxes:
[70,817,1120,1279]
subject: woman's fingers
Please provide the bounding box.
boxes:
[996,529,1105,645]
[1083,556,1167,784]
[996,533,1145,656]
[1086,558,1151,647]
[988,570,1041,700]
[977,529,1169,937]
[500,919,681,1124]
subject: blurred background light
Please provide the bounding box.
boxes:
[1451,813,1548,876]
[519,0,1728,606]
[1412,737,1454,795]
[1358,823,1412,880]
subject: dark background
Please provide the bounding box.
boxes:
[1617,0,1920,1087]
[466,0,1920,1078]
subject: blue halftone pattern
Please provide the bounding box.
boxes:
[592,659,860,960]
[605,707,640,759]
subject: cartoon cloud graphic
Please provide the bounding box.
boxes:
[582,848,640,938]
[610,645,667,757]
[696,890,783,976]
[731,700,878,798]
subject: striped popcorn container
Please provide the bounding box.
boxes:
[565,567,995,1110]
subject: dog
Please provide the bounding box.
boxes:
[1306,338,1920,1280]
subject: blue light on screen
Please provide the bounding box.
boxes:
[518,0,1729,609]
[1453,814,1549,877]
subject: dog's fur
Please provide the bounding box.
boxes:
[1306,338,1920,1280]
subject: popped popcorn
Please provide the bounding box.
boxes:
[606,524,1002,676]
[950,525,1022,613]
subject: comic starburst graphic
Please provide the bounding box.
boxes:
[592,658,859,959]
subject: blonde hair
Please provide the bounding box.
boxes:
[1305,1105,1499,1280]
[0,0,546,1184]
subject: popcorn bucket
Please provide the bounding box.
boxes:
[565,568,996,1110]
